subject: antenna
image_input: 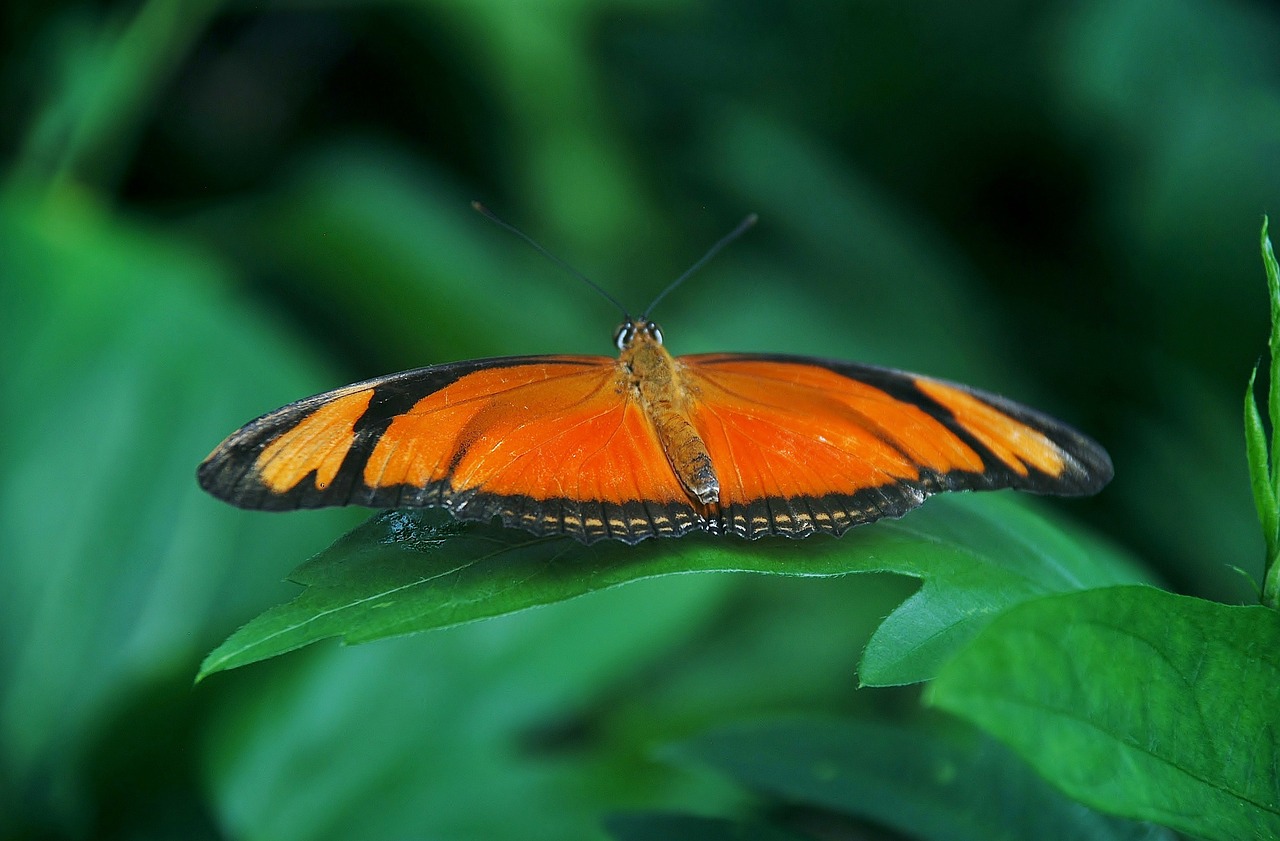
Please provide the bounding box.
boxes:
[642,213,758,318]
[471,201,630,318]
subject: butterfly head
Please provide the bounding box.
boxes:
[614,317,664,351]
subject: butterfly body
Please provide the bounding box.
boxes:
[620,318,720,509]
[199,317,1112,544]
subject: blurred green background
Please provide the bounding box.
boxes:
[3,0,1279,838]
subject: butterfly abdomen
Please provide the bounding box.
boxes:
[622,333,721,508]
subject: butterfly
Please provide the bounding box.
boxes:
[198,211,1112,544]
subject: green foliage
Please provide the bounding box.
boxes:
[198,496,1146,681]
[664,715,1171,841]
[202,577,737,841]
[605,813,811,841]
[929,586,1280,841]
[5,0,1280,839]
[1247,217,1280,607]
[0,194,359,834]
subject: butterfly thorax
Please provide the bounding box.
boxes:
[617,319,721,508]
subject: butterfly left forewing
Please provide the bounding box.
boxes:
[681,353,1112,538]
[199,356,600,511]
[199,354,705,542]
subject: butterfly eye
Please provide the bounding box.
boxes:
[646,322,664,345]
[614,322,635,350]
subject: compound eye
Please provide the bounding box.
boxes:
[613,322,634,350]
[647,322,664,345]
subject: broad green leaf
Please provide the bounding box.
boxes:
[204,573,735,841]
[929,585,1280,841]
[604,812,810,841]
[665,715,1170,841]
[199,493,1148,682]
[857,496,1146,685]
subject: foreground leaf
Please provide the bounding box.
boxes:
[205,575,735,841]
[929,585,1280,841]
[856,495,1144,685]
[200,494,1147,680]
[664,715,1168,841]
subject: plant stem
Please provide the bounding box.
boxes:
[1262,216,1280,609]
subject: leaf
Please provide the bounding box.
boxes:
[858,496,1147,685]
[204,574,735,841]
[664,715,1169,841]
[1262,216,1280,492]
[928,585,1280,841]
[1262,215,1280,609]
[199,493,1148,682]
[604,813,811,841]
[1245,366,1277,559]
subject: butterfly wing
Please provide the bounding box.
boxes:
[200,351,1112,544]
[198,355,702,542]
[680,353,1113,539]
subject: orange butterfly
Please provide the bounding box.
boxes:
[199,213,1112,544]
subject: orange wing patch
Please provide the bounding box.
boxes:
[685,357,987,496]
[914,377,1065,478]
[670,353,1108,539]
[679,356,996,538]
[257,387,374,493]
[364,364,687,506]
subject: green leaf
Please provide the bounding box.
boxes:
[1263,216,1280,487]
[604,813,811,841]
[664,715,1168,841]
[1245,366,1277,560]
[858,497,1147,686]
[204,575,735,841]
[199,493,1148,682]
[928,585,1280,841]
[1263,215,1280,609]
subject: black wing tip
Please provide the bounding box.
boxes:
[1028,414,1115,497]
[917,378,1116,499]
[1061,439,1114,496]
